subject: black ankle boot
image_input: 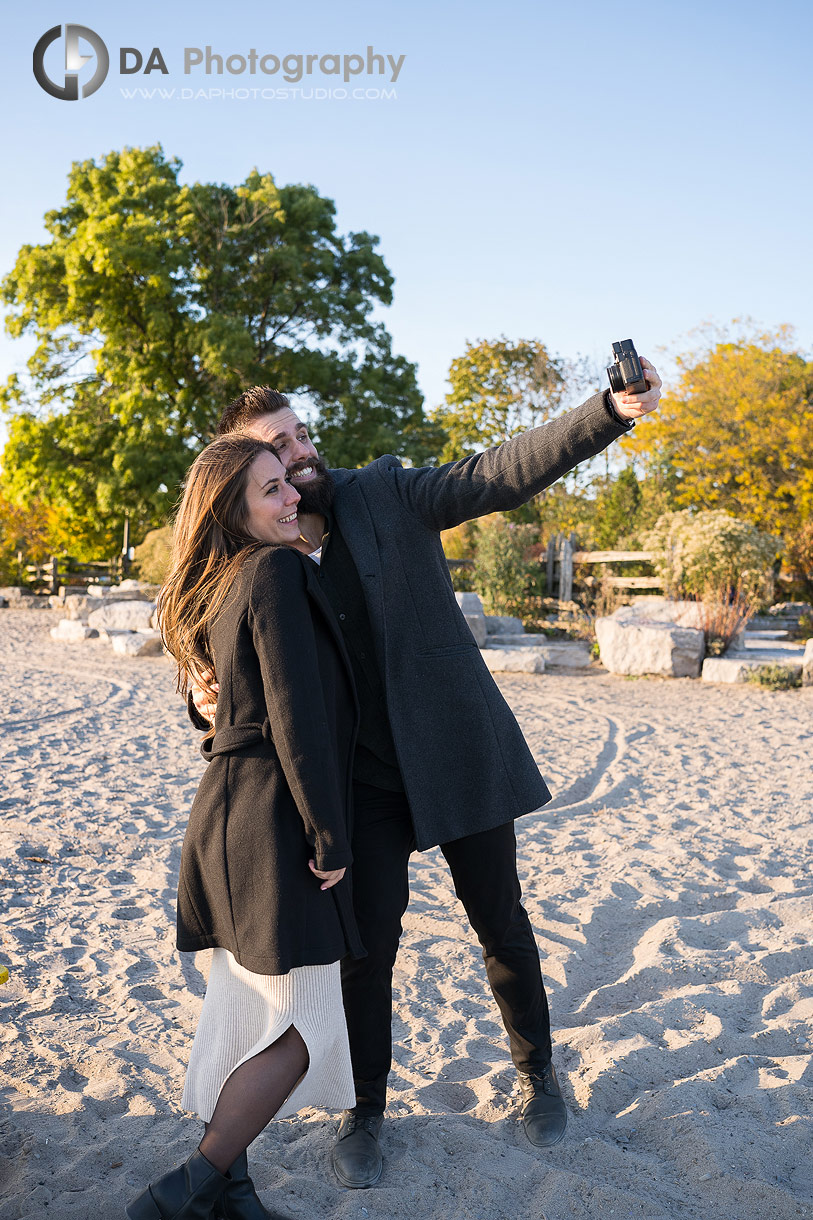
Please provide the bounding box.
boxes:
[212,1150,290,1220]
[126,1148,230,1219]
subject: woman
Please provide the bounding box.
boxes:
[127,435,363,1220]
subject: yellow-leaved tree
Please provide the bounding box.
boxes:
[626,323,813,536]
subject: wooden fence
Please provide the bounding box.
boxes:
[23,554,128,595]
[447,536,664,605]
[545,538,664,602]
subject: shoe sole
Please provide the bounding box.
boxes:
[331,1158,383,1189]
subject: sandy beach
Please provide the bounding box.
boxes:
[1,606,811,1220]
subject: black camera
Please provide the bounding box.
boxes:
[606,339,648,397]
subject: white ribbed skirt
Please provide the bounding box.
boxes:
[182,950,355,1123]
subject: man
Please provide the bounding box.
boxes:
[191,363,661,1188]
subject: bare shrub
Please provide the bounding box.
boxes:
[694,580,756,657]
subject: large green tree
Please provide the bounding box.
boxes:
[1,146,430,555]
[429,337,569,464]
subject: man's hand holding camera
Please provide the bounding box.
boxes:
[607,341,661,421]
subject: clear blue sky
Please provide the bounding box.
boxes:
[3,0,811,446]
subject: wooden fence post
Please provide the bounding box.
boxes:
[49,555,59,596]
[546,536,556,597]
[558,538,573,604]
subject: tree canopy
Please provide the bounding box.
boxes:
[1,145,429,555]
[429,338,570,463]
[625,323,813,537]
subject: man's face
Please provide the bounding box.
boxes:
[243,409,334,515]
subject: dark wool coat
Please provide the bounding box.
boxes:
[323,390,633,850]
[176,546,365,975]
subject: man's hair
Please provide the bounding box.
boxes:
[218,387,291,436]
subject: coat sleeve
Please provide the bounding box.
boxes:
[247,548,353,873]
[389,390,633,531]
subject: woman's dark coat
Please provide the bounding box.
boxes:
[176,546,365,976]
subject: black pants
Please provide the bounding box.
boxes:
[341,781,553,1115]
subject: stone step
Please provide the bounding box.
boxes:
[480,648,546,674]
[702,655,803,683]
[740,637,804,654]
[485,637,592,668]
[485,633,551,647]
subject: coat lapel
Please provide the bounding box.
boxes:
[300,554,359,715]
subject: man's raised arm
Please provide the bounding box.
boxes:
[394,359,661,533]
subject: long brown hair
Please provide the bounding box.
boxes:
[159,434,280,701]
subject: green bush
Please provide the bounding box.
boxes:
[641,510,780,599]
[471,514,542,617]
[744,664,802,691]
[132,525,173,585]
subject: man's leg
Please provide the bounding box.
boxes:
[440,821,566,1146]
[335,781,414,1186]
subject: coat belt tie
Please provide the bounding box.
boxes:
[200,720,271,759]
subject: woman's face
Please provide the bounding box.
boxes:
[243,451,301,545]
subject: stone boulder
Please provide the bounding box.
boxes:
[595,616,704,678]
[803,639,813,687]
[88,599,156,632]
[0,587,30,602]
[61,594,106,622]
[612,598,705,629]
[110,630,164,657]
[50,619,99,642]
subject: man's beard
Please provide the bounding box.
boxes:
[290,458,335,516]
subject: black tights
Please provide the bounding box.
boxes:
[198,1026,309,1174]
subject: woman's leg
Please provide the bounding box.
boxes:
[198,1025,309,1173]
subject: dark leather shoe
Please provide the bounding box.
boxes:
[213,1150,289,1220]
[331,1111,384,1188]
[518,1063,567,1147]
[126,1148,229,1219]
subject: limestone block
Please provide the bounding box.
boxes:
[701,657,752,683]
[612,598,705,629]
[703,655,803,684]
[455,592,485,616]
[480,648,546,674]
[486,633,551,648]
[111,630,164,657]
[62,594,106,622]
[463,614,487,648]
[538,642,593,669]
[803,639,813,687]
[485,615,524,635]
[88,600,156,631]
[50,619,99,642]
[0,587,29,602]
[596,616,704,678]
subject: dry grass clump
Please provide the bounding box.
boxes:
[694,580,756,657]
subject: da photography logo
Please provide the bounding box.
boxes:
[33,24,109,100]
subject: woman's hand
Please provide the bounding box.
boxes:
[308,860,346,890]
[191,670,219,727]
